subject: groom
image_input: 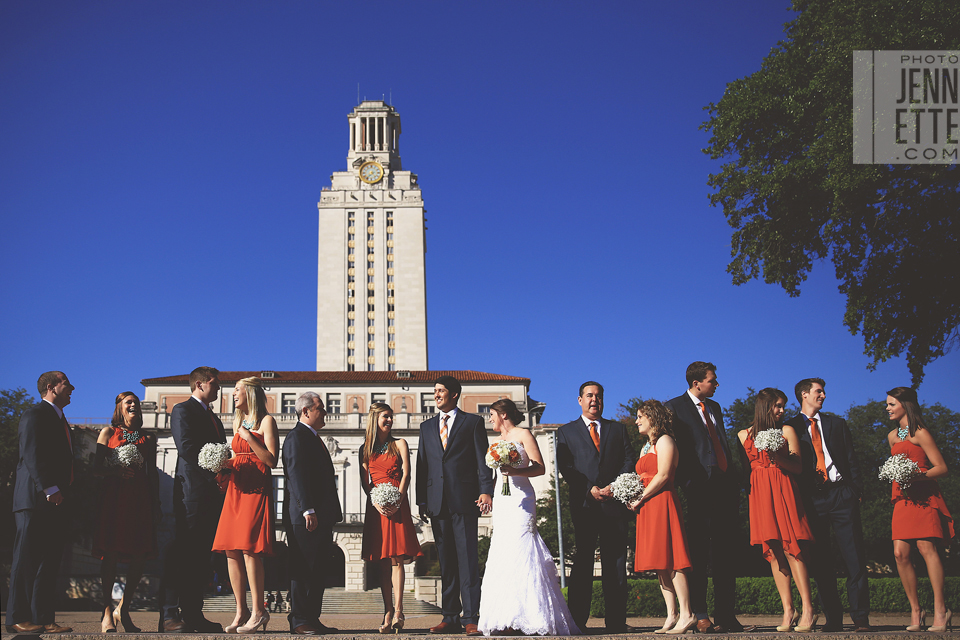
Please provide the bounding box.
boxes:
[416,375,495,636]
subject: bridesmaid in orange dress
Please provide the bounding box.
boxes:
[212,377,278,634]
[736,388,816,632]
[361,403,422,633]
[629,400,696,635]
[885,386,954,633]
[92,392,159,633]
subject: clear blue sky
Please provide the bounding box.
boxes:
[2,0,957,422]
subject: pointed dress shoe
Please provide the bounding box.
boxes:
[696,619,717,633]
[42,623,73,633]
[293,624,320,634]
[429,621,463,634]
[6,622,44,634]
[465,623,483,636]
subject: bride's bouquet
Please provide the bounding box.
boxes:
[610,472,644,505]
[485,441,523,495]
[370,483,403,509]
[198,442,232,474]
[108,444,144,470]
[754,428,786,453]
[879,453,922,489]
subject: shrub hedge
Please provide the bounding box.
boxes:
[574,577,960,616]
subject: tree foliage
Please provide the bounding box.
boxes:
[702,0,960,386]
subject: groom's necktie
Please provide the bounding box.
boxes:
[440,414,449,449]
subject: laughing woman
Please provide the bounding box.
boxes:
[93,392,160,632]
[212,377,278,634]
[886,386,953,633]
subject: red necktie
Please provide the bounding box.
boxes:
[208,407,221,440]
[699,402,728,472]
[809,417,828,482]
[589,421,600,450]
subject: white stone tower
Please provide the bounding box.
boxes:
[317,101,428,372]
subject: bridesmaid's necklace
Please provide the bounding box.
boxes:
[374,438,391,455]
[898,426,910,441]
[121,428,141,444]
[242,418,257,430]
[641,442,651,456]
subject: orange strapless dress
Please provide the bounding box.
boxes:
[633,447,691,572]
[212,431,274,555]
[361,450,422,562]
[93,428,158,560]
[890,438,955,541]
[743,434,813,562]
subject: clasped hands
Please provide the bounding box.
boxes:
[589,484,613,502]
[374,502,400,517]
[476,493,492,515]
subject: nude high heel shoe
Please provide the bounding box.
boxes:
[777,611,800,632]
[666,616,698,635]
[237,610,269,634]
[226,611,251,634]
[379,611,394,634]
[794,613,819,633]
[392,611,405,633]
[928,610,952,633]
[906,610,926,632]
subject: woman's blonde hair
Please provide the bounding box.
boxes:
[233,376,269,431]
[362,402,399,462]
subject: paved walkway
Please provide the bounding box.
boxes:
[4,610,948,638]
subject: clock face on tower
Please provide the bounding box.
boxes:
[359,161,384,184]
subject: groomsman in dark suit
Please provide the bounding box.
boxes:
[5,371,75,634]
[556,381,636,633]
[158,366,227,633]
[282,392,343,635]
[666,361,748,633]
[416,375,495,636]
[786,378,870,632]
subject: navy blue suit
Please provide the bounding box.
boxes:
[786,412,868,626]
[556,417,635,630]
[282,422,342,630]
[666,392,741,624]
[416,410,494,627]
[5,401,73,626]
[158,397,226,626]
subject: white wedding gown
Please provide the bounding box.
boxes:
[478,442,580,636]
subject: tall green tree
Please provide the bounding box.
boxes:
[702,0,960,386]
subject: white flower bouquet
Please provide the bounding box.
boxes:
[198,442,232,474]
[878,453,922,489]
[485,441,523,495]
[109,444,144,469]
[370,483,403,509]
[754,428,786,453]
[610,472,644,505]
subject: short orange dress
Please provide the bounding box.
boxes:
[212,430,274,555]
[744,434,814,561]
[891,437,955,541]
[633,445,692,572]
[93,428,158,560]
[361,450,422,562]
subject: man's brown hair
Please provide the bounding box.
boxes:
[189,366,220,391]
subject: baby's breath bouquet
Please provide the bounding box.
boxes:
[610,472,644,505]
[198,442,232,474]
[370,483,403,509]
[754,428,786,453]
[485,441,523,495]
[879,453,922,489]
[109,444,144,469]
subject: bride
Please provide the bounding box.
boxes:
[478,399,580,636]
